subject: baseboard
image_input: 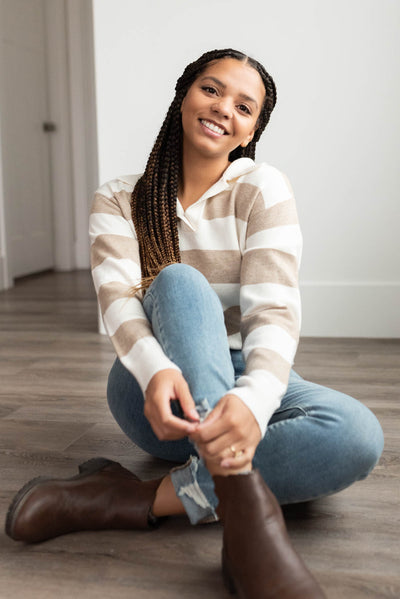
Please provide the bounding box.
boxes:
[300,282,400,338]
[0,255,9,290]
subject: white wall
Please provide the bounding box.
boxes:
[92,0,400,337]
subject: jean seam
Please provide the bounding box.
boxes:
[274,405,308,418]
[267,414,308,433]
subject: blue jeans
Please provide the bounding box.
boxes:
[107,264,384,524]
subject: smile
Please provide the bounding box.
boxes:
[200,119,227,136]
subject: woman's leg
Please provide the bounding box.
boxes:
[108,263,384,521]
[253,369,384,504]
[6,263,236,542]
[106,264,326,596]
[224,345,385,505]
[108,263,237,523]
[210,359,384,598]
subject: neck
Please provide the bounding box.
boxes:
[179,146,230,210]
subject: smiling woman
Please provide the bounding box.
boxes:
[6,48,383,599]
[179,59,266,209]
[180,60,265,163]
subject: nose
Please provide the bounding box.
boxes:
[211,96,233,119]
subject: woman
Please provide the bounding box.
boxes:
[6,49,383,598]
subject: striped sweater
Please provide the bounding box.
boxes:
[89,157,302,436]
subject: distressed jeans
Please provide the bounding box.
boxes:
[107,264,384,524]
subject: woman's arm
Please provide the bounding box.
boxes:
[229,166,302,436]
[192,166,302,466]
[90,178,198,439]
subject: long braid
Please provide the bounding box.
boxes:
[131,49,277,292]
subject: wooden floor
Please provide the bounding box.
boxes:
[0,270,399,599]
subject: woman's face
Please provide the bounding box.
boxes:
[180,58,265,162]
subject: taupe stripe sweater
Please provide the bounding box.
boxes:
[89,157,302,436]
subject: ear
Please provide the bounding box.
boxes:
[240,129,255,148]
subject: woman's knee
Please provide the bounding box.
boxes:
[150,263,223,311]
[347,399,384,478]
[316,388,384,479]
[152,263,209,294]
[145,263,225,336]
[286,377,385,483]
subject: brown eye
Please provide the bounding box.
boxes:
[201,85,217,95]
[238,104,251,114]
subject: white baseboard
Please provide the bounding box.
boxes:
[0,255,11,290]
[300,282,400,338]
[0,255,4,290]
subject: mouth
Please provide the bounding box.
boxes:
[199,119,228,136]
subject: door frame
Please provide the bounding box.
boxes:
[0,0,98,290]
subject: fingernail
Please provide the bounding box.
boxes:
[220,460,231,468]
[189,409,200,421]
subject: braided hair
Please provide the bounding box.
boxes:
[131,48,277,291]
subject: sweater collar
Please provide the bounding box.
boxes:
[223,157,255,182]
[176,158,256,231]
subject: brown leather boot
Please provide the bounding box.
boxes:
[213,469,326,599]
[5,458,164,543]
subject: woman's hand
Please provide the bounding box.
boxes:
[189,394,261,471]
[144,369,200,441]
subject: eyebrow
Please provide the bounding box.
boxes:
[199,76,259,110]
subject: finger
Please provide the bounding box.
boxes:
[175,380,200,423]
[201,438,250,464]
[190,418,228,445]
[191,403,227,443]
[195,432,235,461]
[196,400,224,429]
[220,446,254,469]
[155,415,199,440]
[161,414,197,438]
[150,396,198,440]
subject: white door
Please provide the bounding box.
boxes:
[0,0,54,279]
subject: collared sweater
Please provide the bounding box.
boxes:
[89,157,302,437]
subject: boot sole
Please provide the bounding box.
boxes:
[5,457,118,540]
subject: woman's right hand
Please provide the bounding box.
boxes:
[144,369,200,441]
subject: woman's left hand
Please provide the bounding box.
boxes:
[189,394,262,470]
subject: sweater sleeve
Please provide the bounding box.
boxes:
[89,179,181,392]
[226,166,302,437]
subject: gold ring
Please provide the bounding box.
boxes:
[230,445,244,458]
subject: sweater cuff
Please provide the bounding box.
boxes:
[226,371,288,438]
[119,335,181,394]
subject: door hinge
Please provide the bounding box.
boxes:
[42,122,57,132]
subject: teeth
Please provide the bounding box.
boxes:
[201,120,225,135]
